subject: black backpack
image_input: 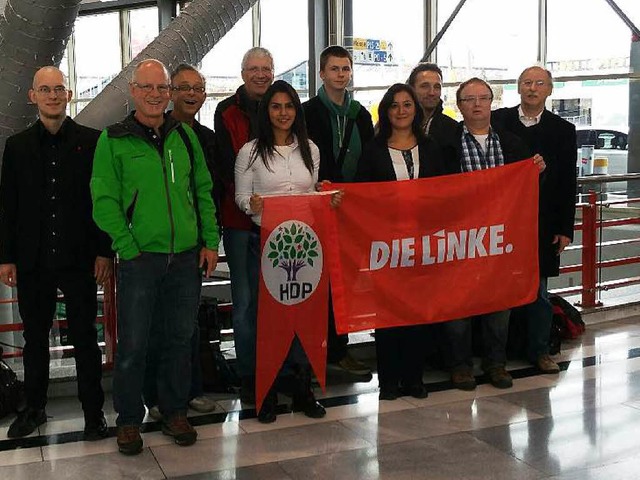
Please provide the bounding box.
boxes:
[0,347,24,419]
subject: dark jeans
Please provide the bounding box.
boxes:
[375,325,426,390]
[18,268,104,419]
[224,228,259,379]
[113,249,200,426]
[442,310,510,372]
[143,316,203,408]
[523,278,553,362]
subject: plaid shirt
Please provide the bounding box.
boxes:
[460,124,505,172]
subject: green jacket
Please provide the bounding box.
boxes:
[91,113,219,260]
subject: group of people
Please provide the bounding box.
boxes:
[0,43,576,455]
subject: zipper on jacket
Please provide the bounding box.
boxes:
[160,150,176,253]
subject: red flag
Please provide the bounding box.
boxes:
[327,160,539,334]
[255,193,331,411]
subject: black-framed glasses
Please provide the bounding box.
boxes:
[172,85,206,94]
[36,85,67,96]
[133,82,171,94]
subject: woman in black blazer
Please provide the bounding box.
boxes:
[355,83,448,400]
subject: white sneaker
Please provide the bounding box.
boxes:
[188,395,216,413]
[148,405,162,421]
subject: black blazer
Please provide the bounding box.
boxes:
[355,135,449,182]
[0,118,113,273]
[492,106,577,277]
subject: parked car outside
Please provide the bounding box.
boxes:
[576,127,628,176]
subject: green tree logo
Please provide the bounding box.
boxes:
[265,222,319,282]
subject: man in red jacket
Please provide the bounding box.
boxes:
[213,47,274,403]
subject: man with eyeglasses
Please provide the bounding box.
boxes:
[142,63,218,422]
[91,59,220,455]
[302,45,373,377]
[213,47,274,404]
[441,77,544,391]
[492,66,576,375]
[0,66,112,439]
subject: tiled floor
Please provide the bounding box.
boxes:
[2,315,640,479]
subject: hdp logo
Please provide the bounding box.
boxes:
[261,220,323,306]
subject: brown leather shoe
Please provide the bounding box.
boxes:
[451,369,476,391]
[537,354,560,374]
[486,366,513,389]
[116,425,143,455]
[162,414,197,446]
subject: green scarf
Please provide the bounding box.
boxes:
[317,85,363,181]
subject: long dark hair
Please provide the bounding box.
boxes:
[249,80,314,175]
[376,83,426,143]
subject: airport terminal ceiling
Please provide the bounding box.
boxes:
[0,0,639,172]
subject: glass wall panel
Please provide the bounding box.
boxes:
[436,0,538,83]
[261,0,309,98]
[352,0,424,111]
[73,12,121,100]
[130,7,159,59]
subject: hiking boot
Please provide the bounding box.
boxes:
[486,366,513,389]
[116,425,143,455]
[147,405,162,421]
[451,370,476,391]
[84,414,109,441]
[162,414,197,446]
[337,353,371,376]
[189,395,216,413]
[536,354,560,374]
[7,408,47,438]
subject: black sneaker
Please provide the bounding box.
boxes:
[7,408,46,438]
[84,414,109,441]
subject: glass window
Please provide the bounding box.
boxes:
[129,7,159,59]
[548,0,633,76]
[200,11,252,98]
[261,0,309,96]
[74,13,121,100]
[436,0,538,82]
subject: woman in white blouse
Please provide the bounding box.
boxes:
[234,80,324,423]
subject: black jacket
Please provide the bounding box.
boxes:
[427,102,459,151]
[492,106,577,277]
[355,135,449,182]
[0,118,113,273]
[302,95,374,182]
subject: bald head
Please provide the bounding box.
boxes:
[131,59,170,84]
[32,66,67,90]
[29,66,72,124]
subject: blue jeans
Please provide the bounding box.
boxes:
[522,278,553,362]
[442,310,510,371]
[113,248,201,426]
[223,228,259,379]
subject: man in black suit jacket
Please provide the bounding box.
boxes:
[493,66,577,374]
[0,66,113,439]
[441,78,545,392]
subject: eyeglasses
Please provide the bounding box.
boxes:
[243,66,274,75]
[36,86,67,96]
[172,85,206,94]
[133,82,171,94]
[459,95,492,104]
[520,80,548,88]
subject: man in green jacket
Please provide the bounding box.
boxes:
[91,59,219,455]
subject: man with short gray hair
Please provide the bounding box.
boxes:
[213,47,274,404]
[92,59,220,455]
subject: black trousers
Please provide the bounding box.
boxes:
[327,292,348,363]
[17,267,104,418]
[375,325,426,390]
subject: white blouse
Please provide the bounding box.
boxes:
[389,145,420,180]
[234,136,320,225]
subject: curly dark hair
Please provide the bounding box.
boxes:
[376,83,426,143]
[249,80,314,175]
